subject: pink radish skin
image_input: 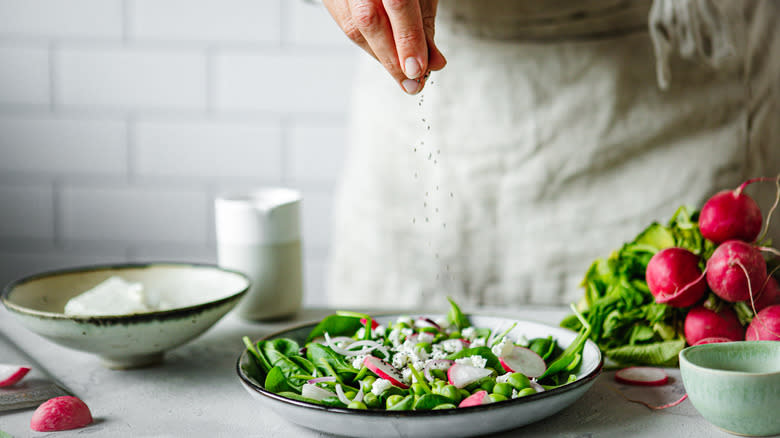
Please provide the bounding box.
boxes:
[498,346,546,378]
[447,364,493,389]
[646,248,707,307]
[30,396,93,432]
[706,240,767,302]
[693,337,734,345]
[699,189,763,244]
[752,277,780,312]
[363,356,408,389]
[745,304,780,341]
[359,318,379,329]
[0,365,31,387]
[684,305,745,346]
[614,367,669,386]
[458,390,490,408]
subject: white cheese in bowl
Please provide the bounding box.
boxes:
[64,276,170,316]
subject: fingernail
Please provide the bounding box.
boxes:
[404,57,422,79]
[402,79,420,94]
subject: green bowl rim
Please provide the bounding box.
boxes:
[0,262,251,325]
[679,341,780,377]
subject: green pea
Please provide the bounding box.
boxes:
[448,331,462,339]
[432,380,447,393]
[348,400,367,410]
[458,389,471,400]
[479,379,495,393]
[363,392,380,409]
[516,387,537,397]
[386,394,404,409]
[432,403,457,410]
[411,383,427,396]
[489,393,508,403]
[507,373,531,390]
[344,390,356,400]
[360,376,376,393]
[440,385,461,403]
[493,382,513,398]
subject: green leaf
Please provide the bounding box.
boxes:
[265,366,294,393]
[276,391,324,405]
[306,315,365,342]
[446,297,470,331]
[413,394,454,410]
[606,339,686,367]
[542,305,591,379]
[633,223,675,250]
[305,343,358,376]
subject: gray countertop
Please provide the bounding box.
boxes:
[0,305,733,438]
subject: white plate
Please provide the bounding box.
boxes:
[236,314,603,438]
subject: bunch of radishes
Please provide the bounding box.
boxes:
[645,176,780,345]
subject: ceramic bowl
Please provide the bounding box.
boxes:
[237,315,603,438]
[679,341,780,436]
[1,263,250,369]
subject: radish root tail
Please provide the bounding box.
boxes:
[736,259,780,338]
[756,174,780,243]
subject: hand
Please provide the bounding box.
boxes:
[322,0,447,94]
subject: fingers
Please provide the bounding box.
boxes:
[322,0,376,58]
[382,0,427,81]
[420,0,446,72]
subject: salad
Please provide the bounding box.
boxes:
[241,298,590,411]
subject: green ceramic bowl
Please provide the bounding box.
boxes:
[679,341,780,436]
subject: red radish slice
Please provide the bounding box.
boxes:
[302,383,337,401]
[499,346,546,378]
[458,390,490,408]
[0,364,31,387]
[363,356,408,389]
[30,396,93,432]
[359,318,379,329]
[416,317,442,331]
[693,337,733,345]
[447,364,494,389]
[614,367,669,386]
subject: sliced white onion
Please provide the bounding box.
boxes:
[529,379,545,393]
[302,383,337,401]
[353,387,364,403]
[335,384,352,405]
[307,376,337,384]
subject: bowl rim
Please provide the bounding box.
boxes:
[1,261,251,323]
[679,340,780,377]
[236,313,604,418]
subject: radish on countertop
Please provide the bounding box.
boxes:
[30,396,93,432]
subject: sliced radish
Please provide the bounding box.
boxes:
[307,376,337,384]
[30,396,93,432]
[0,364,31,387]
[499,346,546,378]
[693,337,734,345]
[302,383,337,401]
[415,317,442,331]
[458,390,491,408]
[363,356,409,389]
[447,363,494,389]
[423,359,454,382]
[614,367,669,386]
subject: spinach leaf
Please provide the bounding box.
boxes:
[446,297,470,331]
[306,315,365,342]
[446,347,504,373]
[265,366,295,393]
[413,394,454,410]
[262,340,307,391]
[606,339,686,367]
[305,343,358,378]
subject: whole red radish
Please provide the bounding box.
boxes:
[684,305,745,346]
[30,396,93,432]
[693,337,734,345]
[745,304,780,341]
[699,189,762,244]
[705,240,767,302]
[751,276,780,312]
[646,248,707,307]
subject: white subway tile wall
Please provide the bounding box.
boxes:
[0,0,358,307]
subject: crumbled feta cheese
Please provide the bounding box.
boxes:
[374,325,387,337]
[388,327,403,346]
[356,327,366,339]
[441,339,465,353]
[512,389,519,399]
[396,316,413,326]
[401,328,414,338]
[392,352,410,369]
[496,373,512,384]
[351,354,367,370]
[491,338,513,357]
[371,378,393,396]
[434,316,450,330]
[417,332,434,344]
[471,337,486,347]
[402,367,413,383]
[454,355,487,369]
[461,327,476,340]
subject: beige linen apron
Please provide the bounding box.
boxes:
[327,0,780,308]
